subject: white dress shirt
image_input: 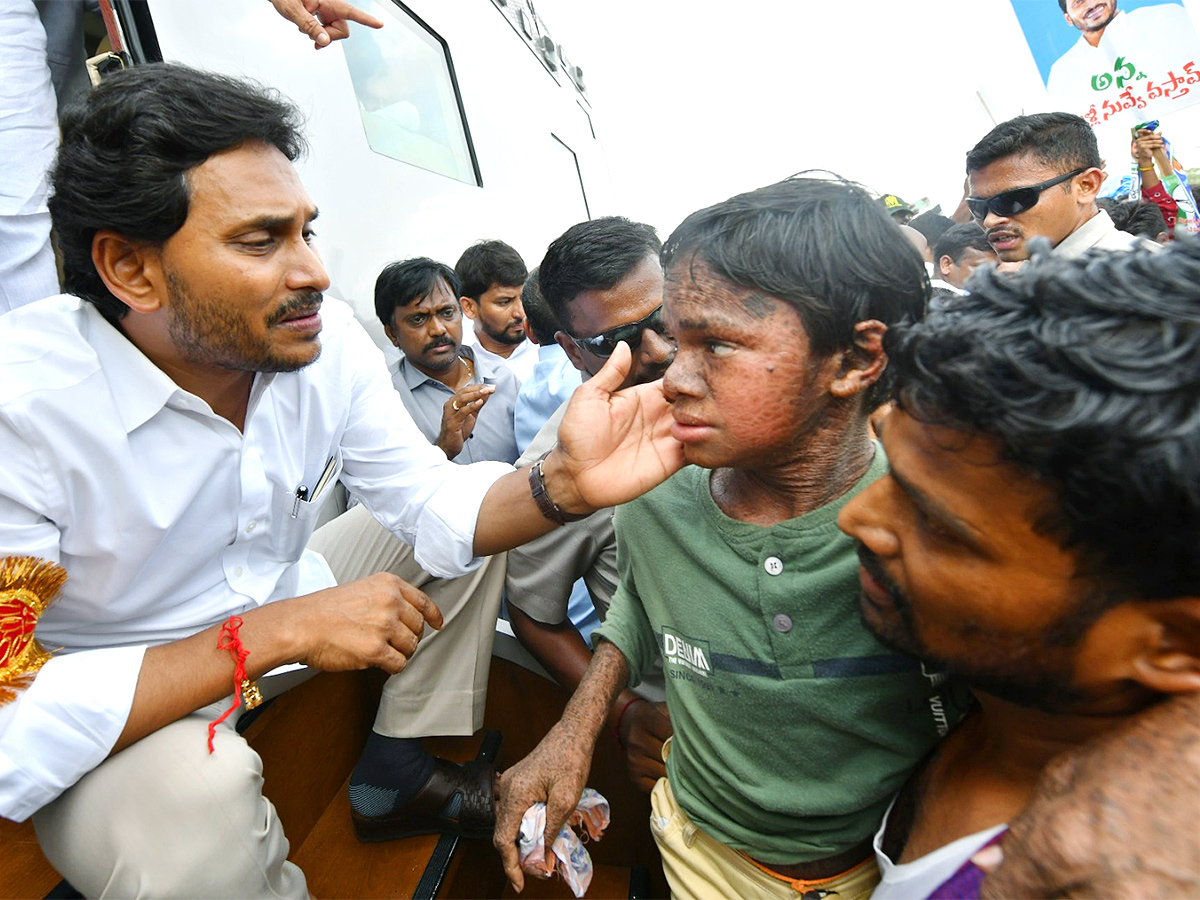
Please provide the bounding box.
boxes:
[1054,209,1161,258]
[1045,5,1200,125]
[464,331,539,385]
[0,295,511,820]
[871,796,1007,900]
[0,1,62,312]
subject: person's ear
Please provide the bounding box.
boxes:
[938,254,955,278]
[830,319,887,399]
[383,321,399,348]
[459,295,479,320]
[1130,598,1200,695]
[555,330,588,374]
[92,231,163,314]
[1077,167,1105,203]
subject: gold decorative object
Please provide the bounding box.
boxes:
[0,556,67,705]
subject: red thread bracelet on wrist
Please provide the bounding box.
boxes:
[207,615,251,754]
[612,696,645,745]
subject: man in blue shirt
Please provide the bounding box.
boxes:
[377,258,519,465]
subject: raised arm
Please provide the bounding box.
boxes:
[472,341,683,557]
[114,573,441,753]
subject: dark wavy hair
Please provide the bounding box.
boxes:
[49,63,307,325]
[1096,197,1169,239]
[933,222,992,266]
[538,217,662,332]
[966,112,1101,175]
[374,258,461,329]
[889,238,1200,599]
[661,173,930,409]
[454,240,528,300]
[520,266,560,345]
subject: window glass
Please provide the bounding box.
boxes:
[342,0,477,185]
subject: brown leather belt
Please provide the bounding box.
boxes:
[748,833,875,883]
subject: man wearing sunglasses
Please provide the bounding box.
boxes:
[965,112,1158,264]
[507,216,676,796]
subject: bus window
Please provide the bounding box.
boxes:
[342,0,479,185]
[547,134,591,222]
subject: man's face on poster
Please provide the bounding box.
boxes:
[1063,0,1117,33]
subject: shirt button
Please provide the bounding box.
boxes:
[764,556,784,576]
[245,521,257,533]
[773,613,793,633]
[234,566,244,578]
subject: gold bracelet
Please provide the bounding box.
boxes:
[1138,165,1155,171]
[240,678,264,710]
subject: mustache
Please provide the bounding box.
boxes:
[856,542,901,599]
[268,292,323,326]
[424,336,456,353]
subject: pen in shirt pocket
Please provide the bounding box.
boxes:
[291,456,336,518]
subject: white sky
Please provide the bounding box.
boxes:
[532,0,1200,235]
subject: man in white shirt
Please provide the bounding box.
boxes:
[1046,0,1200,124]
[456,239,539,384]
[930,223,996,294]
[965,112,1160,264]
[0,63,681,897]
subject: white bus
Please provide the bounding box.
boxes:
[110,0,611,351]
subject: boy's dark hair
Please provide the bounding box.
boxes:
[454,240,528,300]
[661,174,929,409]
[49,63,307,325]
[374,258,461,329]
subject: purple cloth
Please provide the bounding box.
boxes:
[926,830,1008,900]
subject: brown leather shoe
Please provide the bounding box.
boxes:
[351,757,496,843]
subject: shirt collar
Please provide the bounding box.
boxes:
[82,303,181,434]
[537,342,567,362]
[1055,209,1114,257]
[81,302,277,433]
[397,344,477,391]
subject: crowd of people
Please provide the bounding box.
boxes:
[1,13,1199,900]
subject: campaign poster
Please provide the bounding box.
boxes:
[1011,0,1200,126]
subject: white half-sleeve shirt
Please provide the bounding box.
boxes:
[0,294,511,820]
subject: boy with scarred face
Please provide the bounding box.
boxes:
[495,176,967,900]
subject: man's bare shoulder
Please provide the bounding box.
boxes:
[983,692,1200,898]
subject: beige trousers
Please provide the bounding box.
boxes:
[306,502,508,737]
[34,505,506,897]
[34,700,308,899]
[650,778,881,900]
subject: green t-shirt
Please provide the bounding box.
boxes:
[596,448,968,864]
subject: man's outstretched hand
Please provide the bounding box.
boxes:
[550,340,684,514]
[268,0,384,48]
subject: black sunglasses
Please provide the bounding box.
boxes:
[567,304,674,358]
[966,167,1087,221]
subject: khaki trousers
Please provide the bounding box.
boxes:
[34,700,308,899]
[306,502,508,737]
[34,505,506,897]
[650,778,881,900]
